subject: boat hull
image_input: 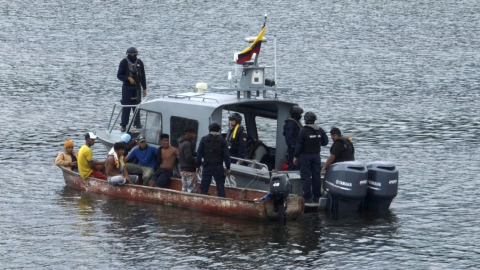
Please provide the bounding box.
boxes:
[59,166,304,221]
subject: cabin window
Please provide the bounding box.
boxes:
[170,116,199,148]
[142,111,162,144]
[254,116,277,147]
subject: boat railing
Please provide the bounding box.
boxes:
[232,157,269,171]
[164,93,219,103]
[106,104,138,133]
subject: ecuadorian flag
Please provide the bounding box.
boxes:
[236,25,266,64]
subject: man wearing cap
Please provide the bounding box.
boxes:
[107,133,135,157]
[196,121,231,197]
[78,132,107,180]
[124,135,157,185]
[117,47,147,132]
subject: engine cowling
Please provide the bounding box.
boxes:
[323,161,368,199]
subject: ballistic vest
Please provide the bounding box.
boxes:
[331,136,355,163]
[302,124,322,154]
[203,134,223,165]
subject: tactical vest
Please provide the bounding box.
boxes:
[331,136,355,163]
[226,125,244,153]
[125,57,143,80]
[283,118,302,142]
[203,134,223,165]
[302,125,322,154]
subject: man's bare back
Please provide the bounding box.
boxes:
[159,146,179,170]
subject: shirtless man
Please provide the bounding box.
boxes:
[148,134,179,188]
[105,142,136,185]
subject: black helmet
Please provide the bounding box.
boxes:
[208,121,221,132]
[228,113,242,123]
[290,106,303,115]
[304,111,317,122]
[126,47,138,55]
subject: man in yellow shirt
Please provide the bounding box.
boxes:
[78,132,107,180]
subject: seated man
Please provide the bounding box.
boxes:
[245,137,270,168]
[105,142,138,185]
[107,133,135,157]
[149,134,179,188]
[78,132,107,180]
[124,135,157,185]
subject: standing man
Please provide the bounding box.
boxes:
[149,134,179,188]
[322,127,355,171]
[124,136,157,185]
[78,132,107,180]
[293,112,328,203]
[283,105,303,170]
[117,47,147,132]
[226,113,247,163]
[105,142,137,185]
[196,122,231,197]
[178,126,197,193]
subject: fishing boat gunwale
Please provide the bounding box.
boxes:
[58,165,305,221]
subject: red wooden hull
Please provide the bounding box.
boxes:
[59,166,304,221]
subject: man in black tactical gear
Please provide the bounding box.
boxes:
[226,112,247,163]
[117,47,147,132]
[283,105,303,170]
[322,127,355,171]
[196,121,231,197]
[293,112,328,203]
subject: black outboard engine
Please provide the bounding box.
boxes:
[323,161,368,213]
[365,161,398,212]
[269,174,291,224]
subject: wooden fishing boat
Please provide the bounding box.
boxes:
[58,166,304,221]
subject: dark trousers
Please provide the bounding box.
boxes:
[150,168,173,188]
[299,154,321,200]
[200,165,226,197]
[287,147,300,170]
[121,103,140,128]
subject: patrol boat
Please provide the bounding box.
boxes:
[96,21,399,213]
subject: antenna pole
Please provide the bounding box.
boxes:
[274,35,277,86]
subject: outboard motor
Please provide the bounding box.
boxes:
[269,174,291,225]
[365,161,398,212]
[323,161,368,213]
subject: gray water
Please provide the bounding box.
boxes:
[1,0,479,269]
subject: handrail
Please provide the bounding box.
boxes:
[106,104,139,133]
[231,157,269,171]
[164,93,220,103]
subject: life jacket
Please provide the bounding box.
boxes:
[226,125,245,153]
[331,136,355,163]
[283,117,303,143]
[302,124,323,154]
[203,134,223,165]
